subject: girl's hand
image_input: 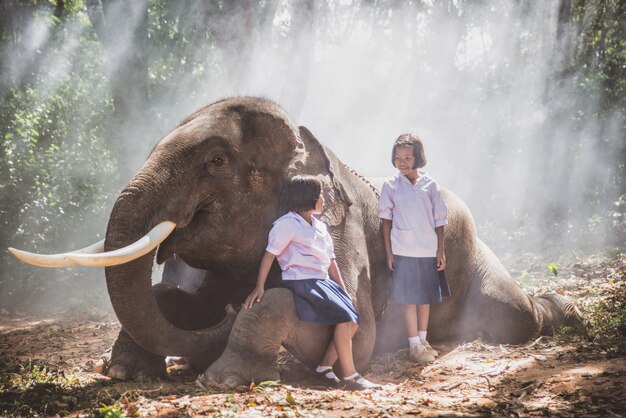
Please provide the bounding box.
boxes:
[386,254,394,272]
[244,286,265,309]
[436,250,446,271]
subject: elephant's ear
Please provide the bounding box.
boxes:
[293,126,352,227]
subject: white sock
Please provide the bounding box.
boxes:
[316,365,338,379]
[418,331,427,343]
[344,372,359,381]
[408,336,421,348]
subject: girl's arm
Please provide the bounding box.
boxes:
[244,251,276,309]
[381,219,394,271]
[328,259,348,291]
[329,259,357,307]
[435,225,446,271]
[329,259,358,307]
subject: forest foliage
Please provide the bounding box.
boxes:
[0,0,625,310]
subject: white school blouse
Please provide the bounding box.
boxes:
[378,172,448,258]
[266,211,335,281]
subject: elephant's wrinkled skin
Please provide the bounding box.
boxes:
[89,97,580,384]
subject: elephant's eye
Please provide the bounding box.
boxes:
[212,156,225,167]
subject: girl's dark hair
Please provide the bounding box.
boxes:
[284,175,322,212]
[391,133,427,169]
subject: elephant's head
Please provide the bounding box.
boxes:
[103,97,313,357]
[10,97,356,358]
[148,98,307,270]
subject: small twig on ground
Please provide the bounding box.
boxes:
[394,379,410,390]
[498,344,511,353]
[481,375,493,391]
[526,336,544,348]
[441,382,463,391]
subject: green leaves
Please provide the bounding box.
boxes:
[87,404,124,418]
[250,380,281,393]
[518,270,529,288]
[548,263,558,276]
[0,24,116,309]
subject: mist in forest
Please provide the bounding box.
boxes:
[119,0,624,254]
[1,0,624,312]
[252,1,623,256]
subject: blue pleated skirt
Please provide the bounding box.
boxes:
[282,278,359,324]
[392,255,450,304]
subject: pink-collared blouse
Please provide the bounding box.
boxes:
[378,172,448,257]
[266,211,335,281]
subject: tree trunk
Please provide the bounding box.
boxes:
[555,0,574,78]
[85,0,150,181]
[0,1,58,93]
[279,0,316,121]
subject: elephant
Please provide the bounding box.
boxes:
[9,96,582,386]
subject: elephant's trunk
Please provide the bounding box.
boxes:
[104,171,235,357]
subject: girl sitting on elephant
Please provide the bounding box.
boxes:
[379,134,450,363]
[244,175,381,390]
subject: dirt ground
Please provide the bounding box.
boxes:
[1,253,625,417]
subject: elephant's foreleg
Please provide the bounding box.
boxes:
[97,328,167,380]
[198,287,377,388]
[198,288,300,387]
[198,288,338,387]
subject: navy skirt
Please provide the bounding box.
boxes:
[392,255,450,304]
[282,278,359,324]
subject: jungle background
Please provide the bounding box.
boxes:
[0,0,625,416]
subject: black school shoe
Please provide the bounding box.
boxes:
[314,368,341,387]
[343,373,382,390]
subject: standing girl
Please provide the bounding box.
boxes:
[244,175,380,390]
[378,134,449,363]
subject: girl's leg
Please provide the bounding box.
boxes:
[323,322,358,375]
[417,304,430,336]
[333,321,381,389]
[416,303,438,357]
[319,322,358,368]
[407,303,435,363]
[402,304,419,338]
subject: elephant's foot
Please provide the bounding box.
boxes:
[196,349,280,389]
[94,330,166,381]
[537,293,585,332]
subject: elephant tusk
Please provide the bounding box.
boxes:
[65,221,176,267]
[7,221,176,268]
[8,239,105,268]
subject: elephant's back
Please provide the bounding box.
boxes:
[365,177,386,193]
